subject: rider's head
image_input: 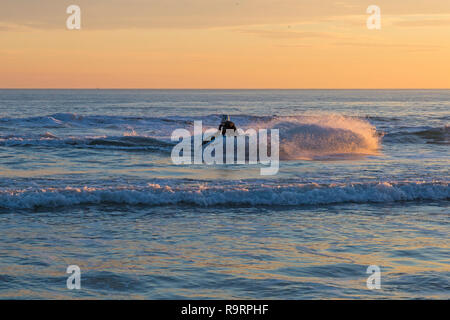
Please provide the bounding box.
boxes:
[221,115,229,122]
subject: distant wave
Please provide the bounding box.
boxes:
[0,181,447,210]
[384,126,449,145]
[364,116,402,123]
[0,134,173,151]
[0,113,190,128]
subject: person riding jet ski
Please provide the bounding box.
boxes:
[202,115,238,146]
[218,115,237,136]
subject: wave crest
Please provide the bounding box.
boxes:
[0,181,447,210]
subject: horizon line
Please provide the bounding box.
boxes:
[1,88,450,90]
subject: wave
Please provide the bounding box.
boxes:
[0,113,190,128]
[0,134,173,151]
[0,113,382,158]
[2,112,446,157]
[384,126,449,145]
[364,116,402,123]
[0,181,447,210]
[8,113,447,154]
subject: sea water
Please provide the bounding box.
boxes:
[0,89,448,299]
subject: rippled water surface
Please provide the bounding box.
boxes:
[0,90,448,299]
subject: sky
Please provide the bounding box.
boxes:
[0,0,449,88]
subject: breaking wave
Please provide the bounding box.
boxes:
[0,181,447,210]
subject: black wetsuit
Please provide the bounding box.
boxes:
[219,120,237,136]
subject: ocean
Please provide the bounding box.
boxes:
[0,89,448,299]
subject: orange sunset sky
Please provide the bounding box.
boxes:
[1,0,449,88]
